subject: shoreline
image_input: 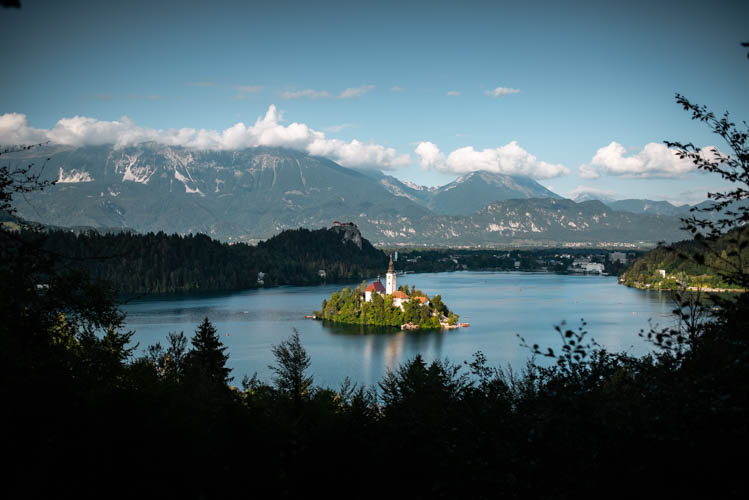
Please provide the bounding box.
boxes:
[622,282,746,294]
[120,269,613,299]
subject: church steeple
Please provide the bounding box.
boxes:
[386,254,396,295]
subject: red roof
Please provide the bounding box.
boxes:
[392,290,410,299]
[365,281,385,293]
[413,296,429,304]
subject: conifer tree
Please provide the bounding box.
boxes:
[185,317,232,385]
[270,329,313,408]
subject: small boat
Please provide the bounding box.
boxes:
[459,322,470,327]
[304,315,316,319]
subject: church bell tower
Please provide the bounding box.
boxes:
[386,254,396,295]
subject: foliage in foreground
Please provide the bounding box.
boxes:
[6,301,748,498]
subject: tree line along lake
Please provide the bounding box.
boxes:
[122,271,675,388]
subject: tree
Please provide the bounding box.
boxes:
[1,145,141,497]
[379,355,470,440]
[1,144,128,382]
[184,317,232,385]
[144,331,188,382]
[0,144,53,221]
[634,44,749,357]
[665,83,749,289]
[269,329,313,407]
[431,294,448,315]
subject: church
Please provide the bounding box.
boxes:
[364,254,397,302]
[363,255,429,309]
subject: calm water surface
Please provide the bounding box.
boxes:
[122,272,675,388]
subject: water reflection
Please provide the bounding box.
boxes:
[122,272,675,388]
[319,321,448,374]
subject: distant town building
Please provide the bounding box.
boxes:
[583,262,605,274]
[610,252,628,264]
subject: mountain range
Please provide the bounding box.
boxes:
[365,170,561,215]
[605,199,691,217]
[8,144,691,246]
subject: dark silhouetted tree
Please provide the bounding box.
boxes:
[184,317,232,386]
[270,329,313,408]
[144,331,188,382]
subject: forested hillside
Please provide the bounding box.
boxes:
[621,226,749,290]
[34,225,387,294]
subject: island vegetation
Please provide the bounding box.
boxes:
[315,282,458,329]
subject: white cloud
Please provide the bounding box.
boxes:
[281,85,375,100]
[567,185,619,202]
[0,106,410,171]
[446,90,461,96]
[415,142,446,170]
[415,140,570,179]
[323,123,354,133]
[280,89,332,100]
[308,138,409,169]
[390,86,405,93]
[0,113,48,145]
[584,141,716,178]
[578,163,600,179]
[338,85,374,99]
[485,87,520,97]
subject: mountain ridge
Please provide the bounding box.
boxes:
[9,144,688,246]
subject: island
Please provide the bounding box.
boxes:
[314,255,461,330]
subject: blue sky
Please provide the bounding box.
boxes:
[1,0,748,203]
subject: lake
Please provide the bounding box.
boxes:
[122,272,675,388]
